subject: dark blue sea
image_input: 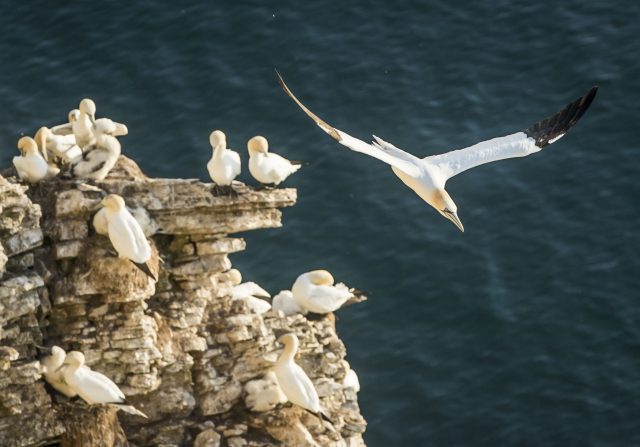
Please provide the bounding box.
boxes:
[2,1,639,445]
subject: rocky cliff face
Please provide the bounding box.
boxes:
[0,156,366,447]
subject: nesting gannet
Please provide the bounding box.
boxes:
[272,290,307,316]
[94,118,128,137]
[342,367,360,393]
[69,119,121,180]
[273,333,331,423]
[207,130,241,193]
[41,346,77,398]
[51,109,80,136]
[278,73,598,232]
[292,270,354,314]
[13,136,59,183]
[100,194,156,280]
[35,126,81,164]
[229,269,271,314]
[244,371,288,412]
[58,351,147,418]
[74,98,97,148]
[247,136,301,186]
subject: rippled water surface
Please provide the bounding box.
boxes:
[2,1,639,445]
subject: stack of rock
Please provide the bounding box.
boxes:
[0,156,366,446]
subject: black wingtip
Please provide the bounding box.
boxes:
[524,85,598,148]
[318,411,334,424]
[131,261,157,281]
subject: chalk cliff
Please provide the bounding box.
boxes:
[0,156,366,446]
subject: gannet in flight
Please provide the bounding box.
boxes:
[58,351,147,418]
[13,136,59,183]
[69,119,121,181]
[248,135,301,186]
[292,270,356,314]
[273,333,332,423]
[229,269,271,314]
[40,345,77,398]
[100,194,156,280]
[277,72,598,232]
[207,130,241,193]
[272,290,307,316]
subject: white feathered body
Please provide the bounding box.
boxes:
[232,282,271,314]
[70,134,121,180]
[274,360,321,414]
[272,290,306,316]
[73,113,95,148]
[62,365,125,405]
[292,276,353,314]
[13,153,55,183]
[105,208,151,263]
[208,146,241,186]
[249,152,300,185]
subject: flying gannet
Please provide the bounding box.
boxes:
[40,345,77,398]
[247,135,301,186]
[292,270,355,314]
[58,351,147,418]
[273,333,332,423]
[277,72,598,232]
[100,194,156,280]
[229,269,271,314]
[207,130,241,194]
[272,290,307,316]
[13,136,59,183]
[69,119,121,181]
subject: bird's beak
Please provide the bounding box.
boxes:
[34,344,52,353]
[443,210,465,232]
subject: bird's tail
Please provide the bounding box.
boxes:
[131,261,157,281]
[110,403,148,418]
[525,86,598,148]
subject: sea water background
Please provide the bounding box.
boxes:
[1,1,639,445]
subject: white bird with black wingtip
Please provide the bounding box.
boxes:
[278,72,598,232]
[247,135,301,187]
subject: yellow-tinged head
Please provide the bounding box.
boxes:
[247,136,268,155]
[277,333,299,349]
[79,98,96,116]
[432,188,464,232]
[17,136,39,155]
[68,109,80,123]
[308,269,334,286]
[209,130,226,148]
[101,194,126,212]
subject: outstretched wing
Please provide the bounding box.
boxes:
[425,86,598,180]
[276,71,422,177]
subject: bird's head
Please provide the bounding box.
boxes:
[56,350,84,371]
[277,333,299,350]
[17,136,39,156]
[101,194,126,212]
[79,98,96,122]
[209,130,226,149]
[247,136,269,155]
[308,270,334,286]
[432,188,464,232]
[68,109,80,123]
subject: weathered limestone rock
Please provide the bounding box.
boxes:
[0,156,367,446]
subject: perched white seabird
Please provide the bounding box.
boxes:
[207,130,241,191]
[342,367,360,393]
[51,109,80,136]
[273,333,331,422]
[13,136,58,183]
[58,351,147,418]
[100,194,156,280]
[41,346,77,398]
[272,290,307,316]
[94,118,128,137]
[278,73,598,232]
[244,371,288,412]
[247,136,301,186]
[292,270,354,314]
[70,119,121,180]
[229,269,271,314]
[74,98,97,148]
